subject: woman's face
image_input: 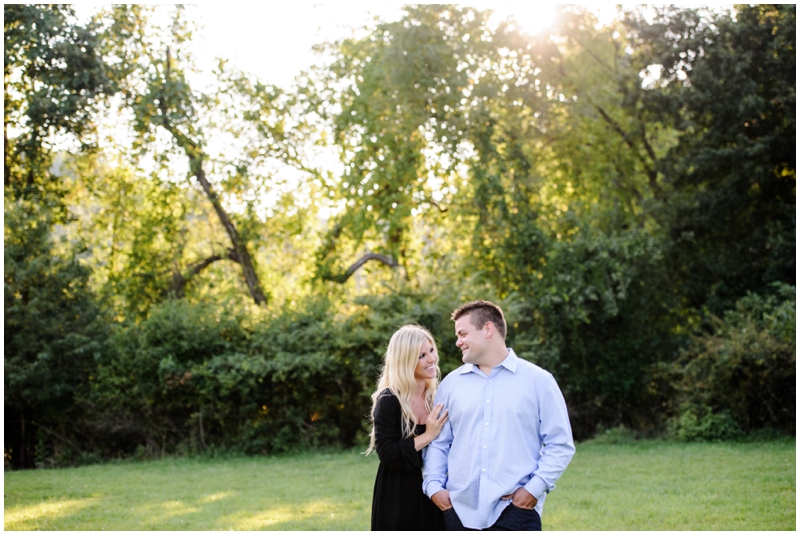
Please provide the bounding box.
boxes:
[414,338,438,381]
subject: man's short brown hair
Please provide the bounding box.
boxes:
[451,300,507,340]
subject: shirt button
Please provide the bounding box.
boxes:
[484,422,488,426]
[482,468,486,472]
[483,445,487,448]
[486,400,490,403]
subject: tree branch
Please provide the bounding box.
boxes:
[323,252,399,283]
[568,35,614,73]
[30,420,83,455]
[592,102,664,199]
[185,250,238,278]
[168,250,238,298]
[638,120,659,164]
[427,197,448,213]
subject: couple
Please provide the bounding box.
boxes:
[368,300,575,531]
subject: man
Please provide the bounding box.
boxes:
[423,300,575,530]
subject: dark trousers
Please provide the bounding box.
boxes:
[443,504,542,531]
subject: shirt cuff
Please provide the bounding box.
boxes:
[424,480,445,499]
[524,475,550,501]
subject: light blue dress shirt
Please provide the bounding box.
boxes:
[422,348,575,530]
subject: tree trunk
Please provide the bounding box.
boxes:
[185,156,267,305]
[4,121,10,187]
[157,51,268,306]
[20,410,26,468]
[198,409,206,451]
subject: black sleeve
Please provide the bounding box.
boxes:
[373,391,422,471]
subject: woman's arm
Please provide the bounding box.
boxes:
[373,392,421,470]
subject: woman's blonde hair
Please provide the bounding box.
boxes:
[366,324,440,454]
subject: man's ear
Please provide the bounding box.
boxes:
[484,321,495,338]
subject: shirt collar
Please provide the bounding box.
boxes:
[459,348,519,375]
[500,348,520,372]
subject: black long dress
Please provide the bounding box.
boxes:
[370,389,445,531]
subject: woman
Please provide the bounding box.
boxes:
[367,324,449,531]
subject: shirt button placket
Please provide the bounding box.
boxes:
[479,375,493,516]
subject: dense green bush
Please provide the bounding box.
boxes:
[10,257,795,467]
[508,228,681,439]
[80,287,467,460]
[87,298,350,456]
[664,284,795,440]
[86,299,251,457]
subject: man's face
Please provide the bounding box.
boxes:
[454,314,487,365]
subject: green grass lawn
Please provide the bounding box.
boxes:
[3,438,795,530]
[544,438,795,530]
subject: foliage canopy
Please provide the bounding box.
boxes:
[4,4,795,467]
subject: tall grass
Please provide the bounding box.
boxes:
[4,439,795,530]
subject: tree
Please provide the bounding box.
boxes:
[627,5,796,313]
[308,5,489,282]
[103,5,303,306]
[102,5,333,308]
[4,4,115,200]
[63,155,228,319]
[4,201,108,468]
